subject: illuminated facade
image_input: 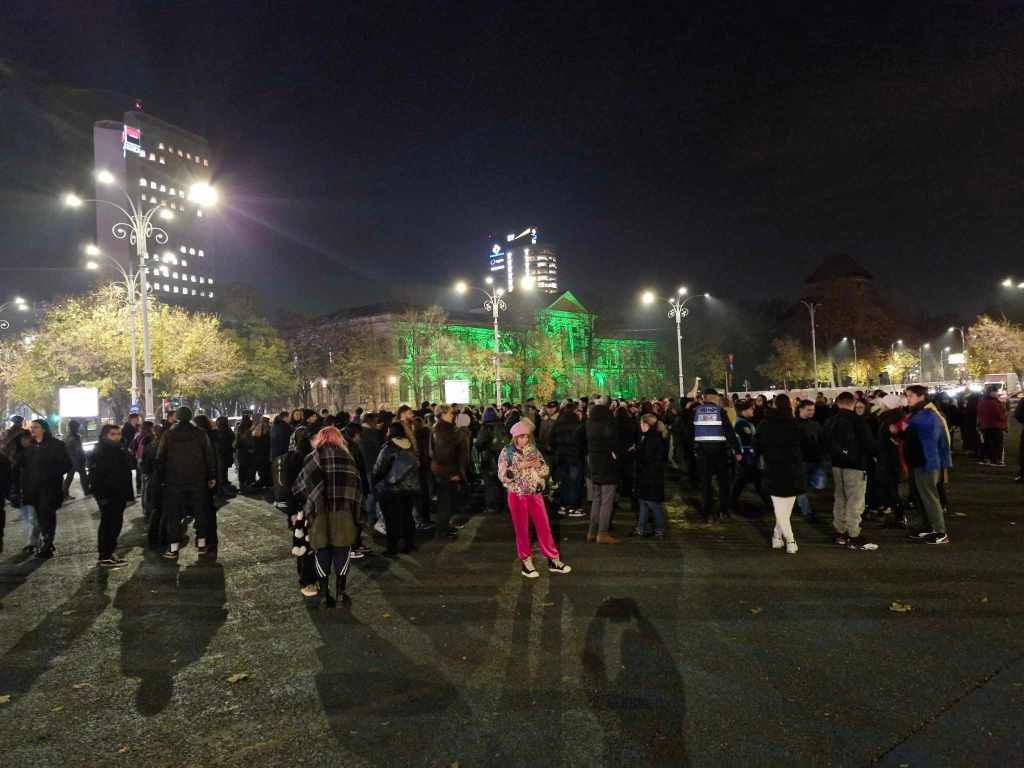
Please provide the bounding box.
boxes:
[307,291,663,408]
[488,227,559,294]
[93,106,216,305]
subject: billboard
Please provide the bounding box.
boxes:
[947,353,965,365]
[59,387,100,418]
[443,379,470,405]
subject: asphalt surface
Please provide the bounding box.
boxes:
[1,431,1022,768]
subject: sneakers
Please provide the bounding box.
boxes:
[567,508,586,518]
[521,556,540,579]
[548,558,572,574]
[833,533,848,546]
[908,530,936,540]
[846,536,879,551]
[771,535,784,550]
[300,583,319,597]
[373,519,388,536]
[161,550,179,560]
[97,558,128,569]
[923,532,951,545]
[785,541,799,555]
[556,506,568,517]
[349,549,365,560]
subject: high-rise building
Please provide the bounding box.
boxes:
[488,227,558,293]
[93,105,216,305]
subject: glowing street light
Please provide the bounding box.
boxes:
[85,260,99,270]
[453,278,511,403]
[188,182,218,207]
[96,169,116,185]
[1002,277,1014,288]
[84,243,102,257]
[641,287,710,398]
[63,193,83,208]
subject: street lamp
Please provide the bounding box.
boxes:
[841,336,858,365]
[801,299,822,388]
[64,169,216,421]
[641,286,709,399]
[454,277,526,403]
[82,243,142,407]
[920,342,930,382]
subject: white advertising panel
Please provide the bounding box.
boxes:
[946,353,965,365]
[444,379,470,404]
[59,387,100,418]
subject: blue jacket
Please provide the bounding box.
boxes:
[906,407,953,472]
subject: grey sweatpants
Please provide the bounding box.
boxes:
[589,483,617,534]
[912,468,946,535]
[832,467,867,537]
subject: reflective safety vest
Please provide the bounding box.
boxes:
[694,404,727,442]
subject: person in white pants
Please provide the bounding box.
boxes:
[753,394,806,554]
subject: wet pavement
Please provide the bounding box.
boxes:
[1,444,1022,767]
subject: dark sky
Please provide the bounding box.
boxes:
[4,1,1024,321]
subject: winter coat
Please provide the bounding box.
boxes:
[754,411,805,498]
[88,440,135,504]
[977,396,1008,430]
[21,435,72,509]
[475,421,509,474]
[798,418,823,463]
[372,438,421,496]
[553,412,585,466]
[824,410,877,471]
[215,427,235,469]
[270,420,292,460]
[156,421,216,487]
[586,405,620,485]
[903,405,953,472]
[430,420,466,480]
[358,427,385,479]
[65,432,86,471]
[636,429,668,502]
[497,442,549,496]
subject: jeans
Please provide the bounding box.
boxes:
[558,462,584,509]
[19,505,40,548]
[637,499,666,533]
[796,462,825,518]
[832,467,867,537]
[912,468,946,535]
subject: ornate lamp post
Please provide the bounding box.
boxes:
[642,287,710,399]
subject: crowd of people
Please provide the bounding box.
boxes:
[0,382,1020,602]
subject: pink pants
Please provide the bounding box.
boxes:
[507,492,560,561]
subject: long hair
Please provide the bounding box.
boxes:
[312,425,345,450]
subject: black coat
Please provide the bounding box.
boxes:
[156,421,216,487]
[754,411,805,498]
[21,435,72,509]
[88,441,135,504]
[215,428,234,468]
[553,412,585,465]
[270,420,292,459]
[586,405,620,485]
[636,429,668,502]
[824,409,877,471]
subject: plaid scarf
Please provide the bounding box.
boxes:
[293,443,363,524]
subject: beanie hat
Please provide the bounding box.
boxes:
[510,419,534,438]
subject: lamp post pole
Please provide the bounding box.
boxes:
[801,300,820,388]
[455,279,511,405]
[86,251,140,408]
[668,295,698,400]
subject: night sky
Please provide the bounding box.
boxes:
[4,1,1024,321]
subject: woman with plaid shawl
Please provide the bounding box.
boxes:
[292,426,365,606]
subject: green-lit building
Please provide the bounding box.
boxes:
[304,290,665,409]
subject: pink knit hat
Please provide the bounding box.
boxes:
[510,419,534,438]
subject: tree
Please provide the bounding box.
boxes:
[882,348,919,386]
[842,358,873,387]
[758,337,810,390]
[328,322,392,409]
[393,306,452,404]
[967,315,1024,382]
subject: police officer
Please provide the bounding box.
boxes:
[693,389,740,523]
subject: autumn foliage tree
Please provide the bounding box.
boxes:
[967,315,1024,382]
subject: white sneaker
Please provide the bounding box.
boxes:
[520,556,540,579]
[548,558,572,574]
[373,519,387,536]
[785,541,799,554]
[771,535,784,550]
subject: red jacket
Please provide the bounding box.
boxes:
[977,396,1008,430]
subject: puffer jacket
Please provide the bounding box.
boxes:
[497,442,549,496]
[372,438,421,495]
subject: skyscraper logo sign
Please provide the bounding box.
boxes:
[122,125,144,157]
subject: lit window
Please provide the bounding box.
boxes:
[139,177,147,187]
[203,159,208,167]
[172,272,178,279]
[192,289,197,295]
[199,276,205,284]
[186,153,191,159]
[173,286,179,293]
[189,248,195,255]
[208,292,214,299]
[179,246,186,253]
[190,275,196,282]
[150,196,158,203]
[150,181,157,189]
[208,278,214,285]
[159,184,166,192]
[178,150,183,157]
[158,142,165,150]
[179,190,185,198]
[169,187,176,195]
[197,249,204,257]
[197,209,203,217]
[159,157,165,164]
[200,291,206,297]
[181,259,187,267]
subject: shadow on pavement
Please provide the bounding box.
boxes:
[582,597,689,766]
[115,554,227,716]
[0,567,113,696]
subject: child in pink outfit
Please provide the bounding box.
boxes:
[497,420,572,578]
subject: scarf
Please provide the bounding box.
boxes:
[293,443,363,524]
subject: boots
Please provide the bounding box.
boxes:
[319,578,335,607]
[596,532,621,544]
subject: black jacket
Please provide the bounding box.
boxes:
[755,411,805,497]
[215,427,235,468]
[372,439,421,495]
[156,421,216,487]
[21,434,72,508]
[475,421,509,474]
[359,427,385,477]
[553,412,585,466]
[636,429,668,502]
[430,420,466,479]
[586,405,620,485]
[88,440,135,504]
[824,409,877,471]
[798,418,823,463]
[270,420,292,459]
